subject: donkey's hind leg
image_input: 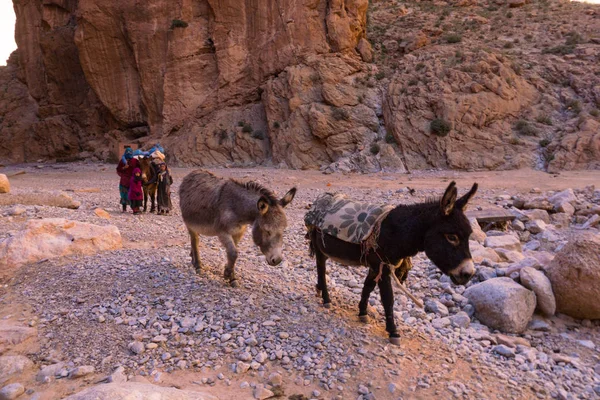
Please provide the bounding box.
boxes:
[358,267,379,323]
[150,185,157,213]
[143,188,148,212]
[188,228,202,274]
[315,248,331,308]
[218,234,239,287]
[377,268,401,346]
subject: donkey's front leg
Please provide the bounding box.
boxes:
[143,188,148,212]
[218,234,239,287]
[378,269,401,345]
[188,228,202,273]
[358,267,379,323]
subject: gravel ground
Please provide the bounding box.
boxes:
[1,162,599,400]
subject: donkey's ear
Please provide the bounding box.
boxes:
[440,181,457,216]
[455,183,478,211]
[280,187,297,208]
[257,197,270,215]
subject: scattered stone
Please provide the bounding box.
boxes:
[107,366,127,383]
[236,362,250,374]
[525,220,546,234]
[69,365,95,379]
[268,373,283,386]
[425,299,449,316]
[94,208,111,219]
[493,345,515,358]
[450,312,471,328]
[519,267,556,316]
[253,385,274,400]
[128,341,145,355]
[35,363,65,383]
[484,235,521,252]
[464,278,536,333]
[0,383,24,400]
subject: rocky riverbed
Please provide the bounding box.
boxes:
[0,163,599,400]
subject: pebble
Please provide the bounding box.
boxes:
[269,372,283,386]
[128,341,145,355]
[68,365,95,378]
[493,345,516,358]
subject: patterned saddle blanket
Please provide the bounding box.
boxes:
[304,193,394,245]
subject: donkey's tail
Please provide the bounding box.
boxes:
[306,226,316,258]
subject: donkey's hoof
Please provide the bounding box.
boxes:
[229,279,239,288]
[323,302,332,309]
[358,314,369,324]
[316,289,322,298]
[389,335,401,346]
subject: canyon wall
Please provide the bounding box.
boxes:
[1,0,598,171]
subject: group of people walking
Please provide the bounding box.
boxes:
[116,146,173,215]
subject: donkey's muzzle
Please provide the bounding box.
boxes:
[268,257,283,266]
[450,259,475,285]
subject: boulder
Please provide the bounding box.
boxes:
[464,277,536,333]
[0,325,36,348]
[62,382,218,400]
[468,218,486,243]
[356,38,374,63]
[94,208,111,219]
[0,356,33,384]
[471,241,501,263]
[545,232,600,319]
[0,383,25,400]
[0,219,122,280]
[525,220,546,234]
[519,267,556,316]
[0,174,9,193]
[484,235,521,252]
[0,191,80,209]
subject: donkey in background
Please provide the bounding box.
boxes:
[179,170,296,287]
[138,157,158,213]
[307,181,478,345]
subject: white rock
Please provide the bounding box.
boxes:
[0,219,122,276]
[62,382,217,399]
[519,267,556,316]
[525,220,546,234]
[464,278,536,334]
[484,235,521,252]
[69,365,95,379]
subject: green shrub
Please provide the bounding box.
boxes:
[171,19,188,29]
[536,114,553,125]
[242,123,253,133]
[515,120,538,136]
[273,121,280,129]
[430,118,452,136]
[408,79,418,86]
[238,121,245,127]
[590,109,600,117]
[332,107,350,121]
[370,143,381,155]
[539,138,550,147]
[415,62,425,71]
[542,45,575,55]
[375,71,385,80]
[565,32,584,46]
[385,133,396,144]
[444,33,462,44]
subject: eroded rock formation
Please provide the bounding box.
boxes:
[0,0,598,171]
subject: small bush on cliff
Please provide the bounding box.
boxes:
[251,130,265,140]
[171,19,189,29]
[370,143,381,155]
[273,121,280,129]
[430,119,451,137]
[539,138,550,147]
[590,109,600,118]
[332,107,350,121]
[444,33,462,44]
[515,120,538,136]
[375,71,385,80]
[242,123,253,133]
[385,133,396,144]
[565,100,581,115]
[536,114,553,125]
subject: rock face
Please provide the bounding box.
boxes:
[464,277,536,334]
[1,0,386,171]
[62,382,218,400]
[0,356,33,384]
[0,219,122,280]
[545,232,600,320]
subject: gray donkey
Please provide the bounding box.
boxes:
[179,170,297,286]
